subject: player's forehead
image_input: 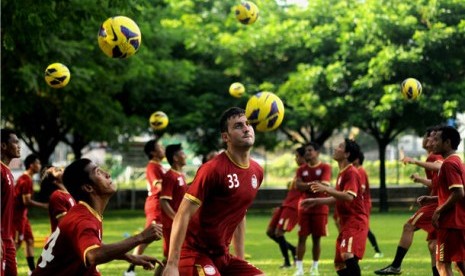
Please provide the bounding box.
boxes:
[227,114,247,125]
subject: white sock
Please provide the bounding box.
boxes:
[312,261,319,269]
[296,261,303,271]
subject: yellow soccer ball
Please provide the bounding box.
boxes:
[245,92,285,132]
[229,82,245,98]
[401,78,422,100]
[98,16,142,58]
[235,1,259,25]
[149,111,169,131]
[44,63,71,89]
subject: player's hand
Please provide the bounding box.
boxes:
[402,156,415,165]
[162,264,179,276]
[125,254,163,270]
[310,182,327,193]
[410,173,420,183]
[300,198,318,209]
[432,209,440,229]
[139,221,163,243]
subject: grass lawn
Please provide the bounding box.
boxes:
[19,208,432,275]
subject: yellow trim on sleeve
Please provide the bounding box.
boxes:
[184,193,202,206]
[83,244,100,267]
[159,196,173,200]
[55,212,67,219]
[449,184,464,190]
[346,190,357,197]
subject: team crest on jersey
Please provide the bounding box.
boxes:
[316,169,322,176]
[203,265,216,275]
[251,174,258,189]
[302,170,309,177]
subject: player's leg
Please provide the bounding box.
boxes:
[219,254,264,276]
[368,229,383,257]
[427,238,439,276]
[294,212,310,276]
[24,220,35,272]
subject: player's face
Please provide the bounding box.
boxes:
[425,131,436,150]
[154,143,165,159]
[1,134,21,159]
[431,131,445,155]
[332,142,346,161]
[175,150,187,166]
[295,152,305,166]
[223,114,255,148]
[31,159,42,174]
[85,162,116,195]
[47,167,64,183]
[304,145,318,162]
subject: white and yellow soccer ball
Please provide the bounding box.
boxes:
[98,16,141,58]
[235,1,259,25]
[229,82,245,98]
[401,78,422,100]
[245,92,285,132]
[149,111,169,131]
[44,63,71,88]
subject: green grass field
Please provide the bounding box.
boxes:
[18,209,432,275]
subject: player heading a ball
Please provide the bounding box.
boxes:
[245,92,285,132]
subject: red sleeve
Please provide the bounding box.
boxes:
[160,172,175,200]
[321,163,332,183]
[443,158,465,190]
[185,163,216,205]
[74,220,102,264]
[17,175,33,195]
[147,163,164,186]
[342,169,359,197]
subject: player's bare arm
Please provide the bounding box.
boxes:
[417,195,437,206]
[86,221,162,266]
[432,187,464,228]
[163,197,200,276]
[23,193,48,209]
[295,177,311,192]
[402,157,442,172]
[310,183,354,202]
[160,198,176,220]
[410,173,432,188]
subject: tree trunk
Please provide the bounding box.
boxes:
[378,140,389,212]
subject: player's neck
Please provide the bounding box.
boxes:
[171,164,183,173]
[442,149,456,159]
[337,159,351,170]
[1,155,12,166]
[308,159,320,166]
[225,149,250,168]
[25,169,35,178]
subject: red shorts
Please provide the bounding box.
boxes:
[179,250,263,276]
[298,213,328,237]
[407,204,437,240]
[1,238,17,276]
[334,226,368,263]
[436,228,465,262]
[268,206,298,233]
[14,218,33,243]
[144,198,161,227]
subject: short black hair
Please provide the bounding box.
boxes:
[24,154,39,169]
[38,166,60,201]
[305,141,321,152]
[344,138,360,163]
[295,145,305,157]
[144,139,156,160]
[358,151,365,165]
[219,107,245,133]
[1,128,16,144]
[165,143,182,166]
[438,126,461,150]
[62,158,92,202]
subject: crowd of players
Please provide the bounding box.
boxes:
[2,110,465,276]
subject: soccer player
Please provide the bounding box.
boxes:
[1,128,21,276]
[293,142,332,276]
[302,139,368,276]
[156,143,188,275]
[266,146,305,269]
[32,158,163,276]
[126,139,166,276]
[375,127,442,275]
[38,166,76,232]
[13,154,48,274]
[430,126,465,275]
[162,107,265,276]
[353,151,383,258]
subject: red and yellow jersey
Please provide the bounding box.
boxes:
[437,154,465,229]
[49,190,76,232]
[160,169,188,228]
[281,178,302,210]
[13,173,33,221]
[33,202,102,276]
[335,164,368,230]
[1,162,15,239]
[357,166,371,212]
[146,160,165,197]
[295,162,332,214]
[425,153,443,180]
[183,152,263,255]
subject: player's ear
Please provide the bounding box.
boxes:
[82,183,94,193]
[221,132,229,143]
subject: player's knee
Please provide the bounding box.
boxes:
[266,228,274,238]
[403,222,415,232]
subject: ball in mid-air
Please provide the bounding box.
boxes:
[245,92,285,132]
[149,111,169,131]
[235,1,259,25]
[98,16,141,58]
[229,82,245,98]
[401,78,422,100]
[44,63,71,88]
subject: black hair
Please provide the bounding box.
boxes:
[438,126,461,150]
[219,107,246,133]
[62,158,93,202]
[24,154,39,169]
[144,139,156,160]
[1,128,16,144]
[296,145,305,157]
[358,151,365,165]
[165,143,182,166]
[344,138,360,163]
[38,166,60,202]
[305,141,321,152]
